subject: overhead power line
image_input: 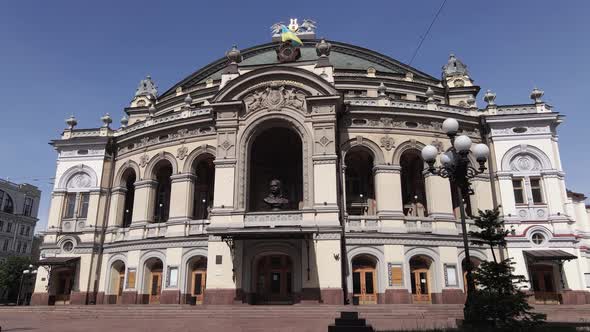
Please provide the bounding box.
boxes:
[408,0,448,65]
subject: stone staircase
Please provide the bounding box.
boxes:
[1,304,588,332]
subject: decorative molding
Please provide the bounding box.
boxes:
[176,146,188,160]
[379,135,395,151]
[139,154,149,168]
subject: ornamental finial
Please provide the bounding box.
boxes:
[315,38,331,57]
[66,114,77,130]
[378,82,387,97]
[426,87,435,102]
[101,113,112,128]
[226,45,242,65]
[530,87,544,103]
[120,115,129,128]
[484,89,496,106]
[184,93,193,106]
[148,104,156,118]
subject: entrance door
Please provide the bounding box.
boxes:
[116,273,125,304]
[411,269,431,303]
[149,271,162,304]
[531,265,559,304]
[54,270,73,305]
[191,271,207,304]
[255,255,293,304]
[352,267,377,304]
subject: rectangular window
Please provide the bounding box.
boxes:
[22,243,27,253]
[25,227,30,236]
[512,179,525,204]
[2,240,8,251]
[64,193,76,218]
[6,223,12,233]
[530,178,544,204]
[78,193,90,218]
[23,197,33,216]
[16,242,21,253]
[166,266,178,288]
[20,225,24,235]
[0,220,3,232]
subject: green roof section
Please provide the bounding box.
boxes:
[159,40,438,99]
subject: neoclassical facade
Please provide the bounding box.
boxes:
[33,20,590,306]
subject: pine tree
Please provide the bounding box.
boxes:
[466,208,546,331]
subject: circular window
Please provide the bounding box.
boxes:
[62,240,74,252]
[531,232,546,245]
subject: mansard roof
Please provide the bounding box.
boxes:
[160,40,439,99]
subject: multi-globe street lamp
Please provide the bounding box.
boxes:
[17,264,37,305]
[420,118,489,312]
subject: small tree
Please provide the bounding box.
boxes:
[0,256,34,303]
[466,208,546,330]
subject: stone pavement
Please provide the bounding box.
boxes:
[0,304,588,332]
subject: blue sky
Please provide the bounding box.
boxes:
[1,1,589,232]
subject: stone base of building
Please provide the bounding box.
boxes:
[561,290,590,305]
[160,290,181,304]
[384,289,412,304]
[320,288,343,304]
[441,289,465,304]
[70,292,88,305]
[96,292,105,304]
[204,289,240,304]
[31,293,50,306]
[121,291,137,304]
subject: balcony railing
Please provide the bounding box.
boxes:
[345,215,381,232]
[404,216,433,233]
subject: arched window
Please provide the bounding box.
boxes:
[153,161,172,223]
[2,194,14,214]
[345,148,376,215]
[400,150,427,217]
[192,154,215,220]
[121,169,136,227]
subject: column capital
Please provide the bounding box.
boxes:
[111,186,128,194]
[170,173,197,183]
[373,164,401,174]
[134,179,158,189]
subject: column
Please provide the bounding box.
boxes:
[161,247,182,304]
[470,176,494,212]
[374,165,405,232]
[107,186,126,228]
[424,173,456,234]
[131,180,157,224]
[168,173,195,222]
[314,235,343,304]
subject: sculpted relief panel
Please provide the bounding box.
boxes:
[243,81,307,113]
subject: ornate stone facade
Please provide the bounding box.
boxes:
[33,20,590,308]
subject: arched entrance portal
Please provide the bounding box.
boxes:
[248,126,303,211]
[410,255,433,303]
[254,254,293,304]
[108,260,126,304]
[352,255,377,304]
[143,258,163,304]
[186,256,207,304]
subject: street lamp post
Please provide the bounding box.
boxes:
[17,264,37,305]
[420,118,490,317]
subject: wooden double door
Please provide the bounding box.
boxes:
[191,270,207,304]
[54,270,74,305]
[115,272,125,304]
[530,265,559,304]
[149,271,163,304]
[255,255,293,304]
[410,268,431,303]
[352,266,377,304]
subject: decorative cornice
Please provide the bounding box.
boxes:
[373,165,401,174]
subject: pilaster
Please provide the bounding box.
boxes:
[132,180,157,224]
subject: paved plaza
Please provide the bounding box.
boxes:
[0,304,589,332]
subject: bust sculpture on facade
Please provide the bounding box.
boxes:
[264,179,289,210]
